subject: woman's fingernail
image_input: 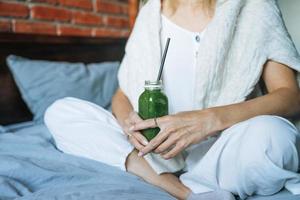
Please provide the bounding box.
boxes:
[163,155,169,160]
[142,140,148,145]
[138,151,144,157]
[129,126,134,131]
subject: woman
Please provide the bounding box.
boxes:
[44,0,300,199]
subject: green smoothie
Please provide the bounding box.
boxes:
[138,80,168,141]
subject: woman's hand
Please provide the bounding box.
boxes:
[121,111,149,151]
[130,109,221,159]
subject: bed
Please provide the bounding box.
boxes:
[0,33,299,200]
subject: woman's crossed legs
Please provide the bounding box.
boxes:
[44,97,300,200]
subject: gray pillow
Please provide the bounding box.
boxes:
[7,55,119,123]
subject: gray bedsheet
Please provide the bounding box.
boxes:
[0,122,299,200]
[0,123,174,200]
[246,190,300,200]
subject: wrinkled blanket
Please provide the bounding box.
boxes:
[0,123,174,200]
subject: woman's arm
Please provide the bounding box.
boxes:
[214,61,300,131]
[131,61,300,159]
[111,88,134,127]
[112,88,148,150]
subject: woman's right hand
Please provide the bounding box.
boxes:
[122,111,149,151]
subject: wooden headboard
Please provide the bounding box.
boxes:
[0,33,127,125]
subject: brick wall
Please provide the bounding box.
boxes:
[0,0,136,38]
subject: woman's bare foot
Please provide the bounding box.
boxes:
[126,150,191,200]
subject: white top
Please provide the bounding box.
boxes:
[161,14,205,114]
[118,0,300,114]
[117,0,300,174]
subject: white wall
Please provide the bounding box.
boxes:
[278,0,300,53]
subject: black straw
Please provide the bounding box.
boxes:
[157,38,171,82]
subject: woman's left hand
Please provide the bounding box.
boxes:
[129,109,221,159]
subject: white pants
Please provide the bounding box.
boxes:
[44,97,300,199]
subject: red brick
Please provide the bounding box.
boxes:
[121,4,129,14]
[128,0,137,29]
[72,11,102,26]
[14,20,57,35]
[31,5,71,22]
[58,25,92,37]
[0,2,29,18]
[96,0,127,14]
[30,0,57,4]
[106,16,129,28]
[94,28,122,38]
[0,20,11,32]
[59,0,92,10]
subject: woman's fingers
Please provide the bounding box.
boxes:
[154,135,177,154]
[138,128,172,156]
[130,118,157,131]
[128,132,145,151]
[131,115,172,131]
[161,140,187,159]
[131,132,148,146]
[154,128,188,153]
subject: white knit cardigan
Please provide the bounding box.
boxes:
[117,0,300,173]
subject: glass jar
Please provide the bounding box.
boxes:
[138,80,168,141]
